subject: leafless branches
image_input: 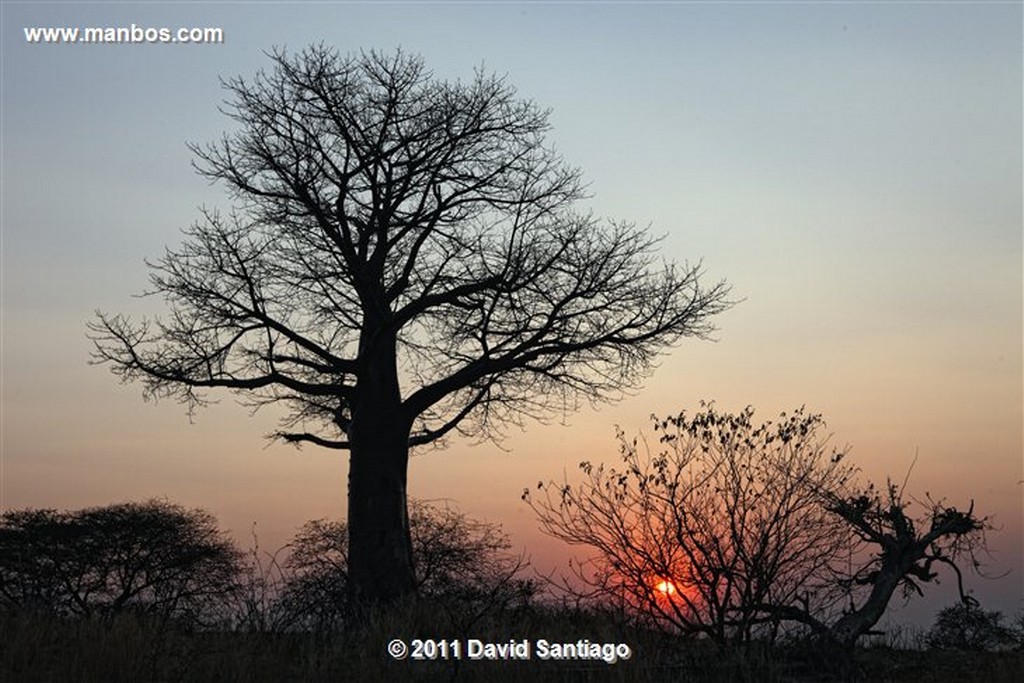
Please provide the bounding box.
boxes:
[89,46,731,451]
[526,405,855,644]
[271,500,535,632]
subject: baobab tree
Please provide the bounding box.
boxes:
[89,46,731,603]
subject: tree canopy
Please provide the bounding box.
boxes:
[90,46,730,450]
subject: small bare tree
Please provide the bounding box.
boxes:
[527,405,856,644]
[89,46,731,603]
[526,404,989,647]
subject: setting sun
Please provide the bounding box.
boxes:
[654,579,677,596]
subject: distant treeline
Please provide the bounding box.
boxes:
[0,498,534,631]
[1,497,1022,682]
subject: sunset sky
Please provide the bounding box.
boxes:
[2,2,1020,627]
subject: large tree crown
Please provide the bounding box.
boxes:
[90,45,732,450]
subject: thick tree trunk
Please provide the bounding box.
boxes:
[347,425,415,603]
[346,326,417,604]
[828,539,919,647]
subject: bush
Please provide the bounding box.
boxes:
[926,602,1016,651]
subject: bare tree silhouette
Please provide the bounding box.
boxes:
[89,46,731,603]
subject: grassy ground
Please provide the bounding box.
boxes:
[2,607,1021,682]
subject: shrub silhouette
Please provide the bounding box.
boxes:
[926,601,1016,651]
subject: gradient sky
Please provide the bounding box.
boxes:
[2,2,1021,628]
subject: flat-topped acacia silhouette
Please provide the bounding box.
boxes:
[89,46,731,604]
[0,500,240,626]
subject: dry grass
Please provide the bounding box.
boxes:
[2,606,1020,683]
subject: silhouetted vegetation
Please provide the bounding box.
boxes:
[526,404,993,651]
[88,45,732,604]
[239,499,535,634]
[528,405,855,645]
[4,602,1022,682]
[2,495,1020,681]
[925,601,1020,651]
[0,499,240,628]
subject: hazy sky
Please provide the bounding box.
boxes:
[2,2,1021,627]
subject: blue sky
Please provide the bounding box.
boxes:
[2,2,1021,627]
